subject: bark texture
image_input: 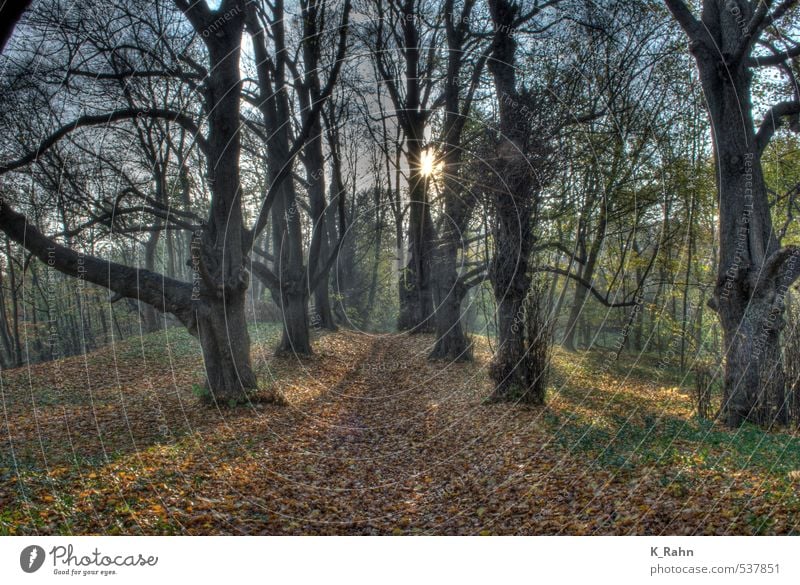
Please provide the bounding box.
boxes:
[665,0,800,426]
[485,0,544,403]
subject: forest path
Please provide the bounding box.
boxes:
[3,330,797,535]
[201,331,638,535]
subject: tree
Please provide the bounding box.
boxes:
[245,0,351,355]
[0,0,349,402]
[484,0,564,403]
[664,0,800,427]
[363,0,441,333]
[428,0,489,361]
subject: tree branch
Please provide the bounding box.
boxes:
[760,245,800,290]
[534,265,639,307]
[0,108,207,176]
[755,100,800,154]
[250,259,280,292]
[0,199,195,326]
[748,43,800,67]
[663,0,703,42]
[245,0,351,250]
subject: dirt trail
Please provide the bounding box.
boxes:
[186,333,618,535]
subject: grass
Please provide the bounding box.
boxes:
[549,346,800,477]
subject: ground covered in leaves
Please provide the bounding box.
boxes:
[1,326,799,535]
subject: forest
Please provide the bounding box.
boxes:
[1,0,800,536]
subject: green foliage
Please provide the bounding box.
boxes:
[190,383,209,401]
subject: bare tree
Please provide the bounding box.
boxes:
[362,0,442,333]
[245,0,351,355]
[0,0,349,402]
[428,0,489,361]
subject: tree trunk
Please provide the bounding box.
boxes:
[660,0,800,429]
[312,277,335,330]
[308,178,336,331]
[718,295,788,427]
[194,291,257,404]
[141,229,162,333]
[696,45,788,427]
[428,2,483,360]
[430,262,471,361]
[297,4,337,333]
[269,178,312,355]
[489,277,534,401]
[364,189,383,326]
[430,169,472,360]
[563,194,606,351]
[186,2,261,402]
[485,0,543,404]
[246,0,313,355]
[563,280,587,351]
[0,269,13,368]
[325,105,353,326]
[391,5,435,334]
[276,287,312,355]
[6,240,22,366]
[398,134,435,333]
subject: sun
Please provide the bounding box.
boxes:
[420,148,438,177]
